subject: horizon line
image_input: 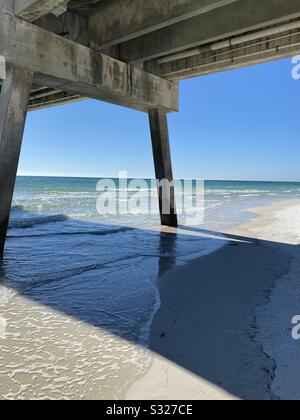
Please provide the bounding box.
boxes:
[16,174,300,184]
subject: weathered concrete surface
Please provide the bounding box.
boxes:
[149,109,178,228]
[2,0,14,14]
[35,10,89,46]
[15,0,69,22]
[162,33,300,81]
[89,0,239,49]
[120,0,300,62]
[0,66,33,257]
[0,12,178,112]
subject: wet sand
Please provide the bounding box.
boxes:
[0,223,224,400]
[1,200,300,399]
[127,200,300,400]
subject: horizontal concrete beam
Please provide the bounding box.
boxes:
[0,13,178,112]
[120,0,300,62]
[162,31,300,80]
[35,10,89,46]
[15,0,69,22]
[89,0,239,49]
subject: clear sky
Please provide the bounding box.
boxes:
[18,57,299,182]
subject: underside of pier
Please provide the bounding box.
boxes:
[1,0,300,255]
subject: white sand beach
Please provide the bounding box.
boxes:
[127,199,300,400]
[1,199,300,400]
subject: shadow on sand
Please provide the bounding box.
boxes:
[0,212,294,400]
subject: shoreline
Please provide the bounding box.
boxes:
[1,198,300,399]
[0,211,228,400]
[127,199,300,400]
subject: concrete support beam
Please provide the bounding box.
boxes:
[149,109,178,228]
[120,0,300,62]
[2,0,14,14]
[89,0,239,49]
[15,0,69,22]
[35,10,89,46]
[0,12,178,113]
[161,28,300,80]
[0,66,33,257]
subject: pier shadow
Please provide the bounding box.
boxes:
[0,212,296,400]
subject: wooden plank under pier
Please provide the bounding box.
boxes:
[1,0,300,255]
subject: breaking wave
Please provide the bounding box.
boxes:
[9,213,69,229]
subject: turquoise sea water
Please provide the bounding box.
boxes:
[1,177,300,398]
[11,176,300,229]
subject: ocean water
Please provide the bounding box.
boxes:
[1,177,300,399]
[11,177,300,228]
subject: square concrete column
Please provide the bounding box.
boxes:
[148,108,178,227]
[0,65,33,257]
[2,0,15,14]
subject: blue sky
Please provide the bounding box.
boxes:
[19,57,299,181]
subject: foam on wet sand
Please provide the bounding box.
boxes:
[1,200,300,399]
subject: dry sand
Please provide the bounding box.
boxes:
[127,200,300,400]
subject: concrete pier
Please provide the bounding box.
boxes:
[0,66,33,256]
[149,109,178,227]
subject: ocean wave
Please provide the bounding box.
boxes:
[11,205,26,212]
[9,214,69,229]
[0,285,17,307]
[8,226,133,238]
[206,189,272,194]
